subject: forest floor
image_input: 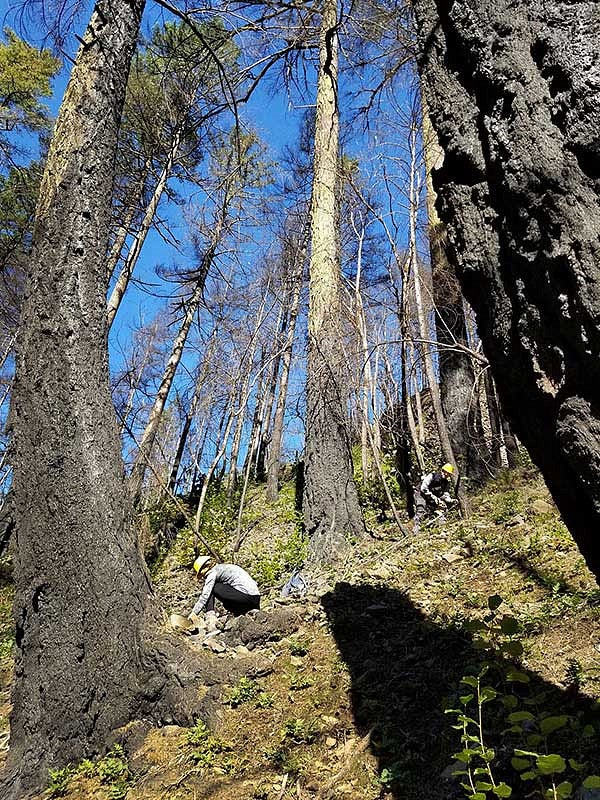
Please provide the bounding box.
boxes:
[0,467,599,800]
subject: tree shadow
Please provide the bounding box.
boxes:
[321,582,599,800]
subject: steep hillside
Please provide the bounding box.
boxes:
[0,468,598,800]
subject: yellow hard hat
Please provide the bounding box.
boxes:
[193,555,211,574]
[441,463,454,475]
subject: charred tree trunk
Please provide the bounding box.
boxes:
[303,0,363,562]
[4,3,204,795]
[413,0,600,577]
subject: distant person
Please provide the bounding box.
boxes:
[413,463,456,533]
[188,556,260,623]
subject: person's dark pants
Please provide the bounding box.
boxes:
[206,583,261,616]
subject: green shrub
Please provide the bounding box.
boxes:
[185,719,230,768]
[225,677,259,707]
[490,490,523,524]
[46,745,132,799]
[446,595,600,800]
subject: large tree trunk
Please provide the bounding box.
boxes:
[303,0,363,561]
[7,1,152,793]
[412,0,600,577]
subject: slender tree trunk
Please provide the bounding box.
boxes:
[168,329,218,492]
[408,125,467,515]
[483,369,503,470]
[304,0,363,561]
[266,259,303,502]
[422,104,489,486]
[105,158,151,281]
[107,128,182,329]
[501,412,520,468]
[129,247,214,506]
[4,3,196,794]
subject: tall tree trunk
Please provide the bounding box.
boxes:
[105,157,151,281]
[107,127,182,329]
[168,328,218,492]
[408,125,468,515]
[422,104,489,486]
[266,258,303,502]
[483,369,503,470]
[3,3,198,795]
[303,0,363,561]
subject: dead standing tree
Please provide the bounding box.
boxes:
[303,0,364,562]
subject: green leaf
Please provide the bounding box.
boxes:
[583,776,600,789]
[475,781,493,791]
[540,716,568,735]
[473,638,489,650]
[500,615,520,635]
[502,695,519,709]
[555,781,573,799]
[461,676,479,688]
[520,771,536,781]
[493,783,513,798]
[526,734,544,747]
[568,759,585,772]
[514,749,540,758]
[480,686,498,704]
[502,641,524,657]
[468,794,487,800]
[506,669,530,683]
[482,748,496,763]
[508,711,535,723]
[582,725,595,737]
[460,694,475,706]
[536,754,566,775]
[511,757,531,771]
[463,620,486,633]
[488,595,503,610]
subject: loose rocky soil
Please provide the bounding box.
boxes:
[0,469,598,799]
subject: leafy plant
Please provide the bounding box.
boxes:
[281,717,318,744]
[490,491,523,524]
[225,677,259,707]
[288,636,311,657]
[288,670,313,691]
[446,596,600,800]
[46,745,132,799]
[185,719,231,768]
[254,691,275,709]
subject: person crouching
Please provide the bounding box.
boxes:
[188,556,260,625]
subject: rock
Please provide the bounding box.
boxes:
[290,655,304,667]
[222,608,301,649]
[321,715,338,726]
[326,737,337,748]
[442,551,464,564]
[530,499,554,515]
[205,639,226,653]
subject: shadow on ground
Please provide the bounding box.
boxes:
[322,582,599,800]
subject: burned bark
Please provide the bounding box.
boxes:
[4,3,207,795]
[413,0,600,577]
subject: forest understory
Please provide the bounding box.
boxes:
[0,468,598,800]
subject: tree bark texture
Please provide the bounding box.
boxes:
[413,0,600,577]
[7,1,152,793]
[304,0,363,561]
[5,4,213,795]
